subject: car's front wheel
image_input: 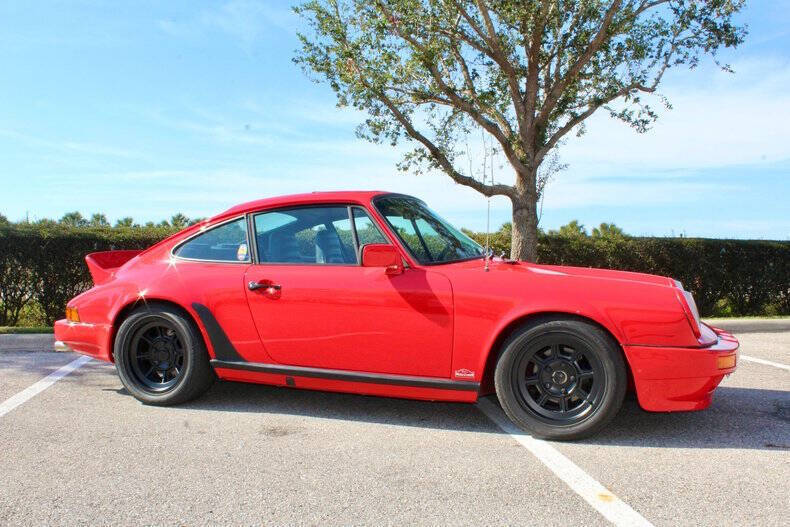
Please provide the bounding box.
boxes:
[494,317,626,440]
[114,304,215,405]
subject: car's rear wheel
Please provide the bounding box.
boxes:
[114,304,215,405]
[494,317,626,440]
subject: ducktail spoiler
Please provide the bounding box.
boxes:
[85,250,142,285]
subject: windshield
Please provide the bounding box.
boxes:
[374,195,484,264]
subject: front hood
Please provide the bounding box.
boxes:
[525,262,674,287]
[443,258,673,287]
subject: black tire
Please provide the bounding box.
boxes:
[494,317,626,441]
[113,304,215,405]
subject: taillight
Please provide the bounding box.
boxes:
[65,306,80,323]
[675,289,701,338]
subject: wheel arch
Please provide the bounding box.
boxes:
[109,298,208,363]
[477,311,634,395]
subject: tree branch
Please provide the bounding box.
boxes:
[376,1,528,174]
[378,89,515,197]
[535,0,623,127]
[472,0,529,145]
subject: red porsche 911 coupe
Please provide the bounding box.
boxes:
[54,191,738,439]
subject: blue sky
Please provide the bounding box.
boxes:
[0,0,788,239]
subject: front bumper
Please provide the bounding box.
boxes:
[53,319,113,361]
[623,325,738,412]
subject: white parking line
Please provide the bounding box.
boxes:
[740,355,790,371]
[0,355,91,418]
[478,398,653,527]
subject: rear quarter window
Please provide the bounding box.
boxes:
[174,218,250,262]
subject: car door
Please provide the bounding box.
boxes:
[243,204,454,378]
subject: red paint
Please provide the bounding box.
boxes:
[361,243,403,274]
[54,191,738,412]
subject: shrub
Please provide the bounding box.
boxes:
[0,225,175,325]
[0,223,787,325]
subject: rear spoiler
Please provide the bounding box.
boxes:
[85,250,142,285]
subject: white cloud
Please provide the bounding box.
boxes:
[0,128,143,159]
[559,56,790,170]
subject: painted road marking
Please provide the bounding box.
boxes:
[0,355,91,418]
[741,355,790,372]
[478,398,653,527]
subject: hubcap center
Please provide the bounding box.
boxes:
[551,370,568,385]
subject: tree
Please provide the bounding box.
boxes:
[0,213,8,226]
[59,211,87,227]
[170,213,190,230]
[551,219,587,237]
[115,217,135,228]
[89,213,110,227]
[592,221,625,238]
[294,0,745,260]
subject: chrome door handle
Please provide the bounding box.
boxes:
[248,281,281,291]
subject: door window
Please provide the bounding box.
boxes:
[173,218,250,262]
[254,206,357,264]
[352,208,388,247]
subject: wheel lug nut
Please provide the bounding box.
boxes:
[545,383,551,389]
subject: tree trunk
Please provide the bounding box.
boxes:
[510,194,539,262]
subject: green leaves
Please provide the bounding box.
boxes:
[294,1,746,259]
[296,0,745,168]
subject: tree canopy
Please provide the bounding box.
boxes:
[294,0,746,260]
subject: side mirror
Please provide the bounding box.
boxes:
[361,244,404,275]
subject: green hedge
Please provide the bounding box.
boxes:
[1,224,788,325]
[0,225,174,325]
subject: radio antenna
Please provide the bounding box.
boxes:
[484,133,492,272]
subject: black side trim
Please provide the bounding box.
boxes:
[191,303,246,362]
[211,360,480,392]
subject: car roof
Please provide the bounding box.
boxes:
[214,190,392,220]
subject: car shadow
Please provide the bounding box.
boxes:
[176,381,789,451]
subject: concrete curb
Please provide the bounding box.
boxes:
[0,334,55,352]
[703,318,790,333]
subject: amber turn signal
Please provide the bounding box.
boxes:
[716,354,736,369]
[65,306,80,323]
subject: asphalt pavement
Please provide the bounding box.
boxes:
[0,323,788,526]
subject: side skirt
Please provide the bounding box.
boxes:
[210,360,480,392]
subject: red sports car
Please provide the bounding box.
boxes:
[54,191,738,439]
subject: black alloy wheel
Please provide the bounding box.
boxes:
[127,321,186,392]
[511,335,605,423]
[114,304,215,406]
[494,317,626,440]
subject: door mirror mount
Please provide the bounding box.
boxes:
[361,244,403,275]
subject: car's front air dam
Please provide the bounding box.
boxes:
[53,319,113,361]
[623,327,738,412]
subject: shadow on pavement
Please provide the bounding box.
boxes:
[176,380,789,451]
[3,351,786,451]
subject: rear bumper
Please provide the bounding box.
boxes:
[53,319,113,361]
[623,326,738,412]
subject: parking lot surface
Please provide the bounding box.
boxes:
[1,326,788,526]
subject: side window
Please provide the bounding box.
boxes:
[254,206,357,264]
[352,208,388,247]
[174,218,249,262]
